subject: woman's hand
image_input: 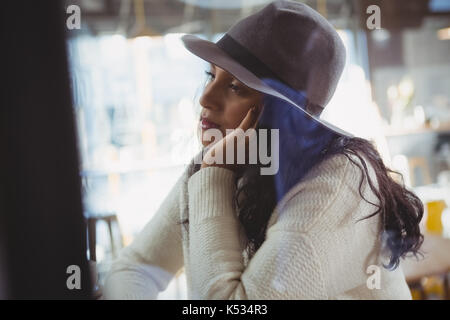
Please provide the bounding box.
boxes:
[201,105,261,172]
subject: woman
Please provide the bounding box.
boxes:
[104,1,423,299]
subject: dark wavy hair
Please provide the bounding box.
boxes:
[237,133,424,270]
[182,130,424,271]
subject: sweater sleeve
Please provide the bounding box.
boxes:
[103,167,187,300]
[186,155,383,299]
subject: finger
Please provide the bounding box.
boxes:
[251,105,264,129]
[238,106,258,131]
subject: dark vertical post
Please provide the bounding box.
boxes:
[0,1,92,299]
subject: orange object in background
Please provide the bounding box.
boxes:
[421,276,446,300]
[426,200,447,234]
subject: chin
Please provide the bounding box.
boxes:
[198,129,211,148]
[198,125,225,148]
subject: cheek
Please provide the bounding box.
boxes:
[223,105,251,129]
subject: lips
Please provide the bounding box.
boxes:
[200,117,220,130]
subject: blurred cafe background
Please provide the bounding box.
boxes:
[2,0,450,299]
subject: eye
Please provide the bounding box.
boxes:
[229,83,241,93]
[205,70,243,94]
[205,70,215,80]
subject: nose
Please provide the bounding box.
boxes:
[199,81,223,112]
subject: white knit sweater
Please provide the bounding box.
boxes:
[103,152,412,299]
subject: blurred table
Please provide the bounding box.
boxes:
[401,232,450,299]
[401,232,450,282]
[401,183,450,299]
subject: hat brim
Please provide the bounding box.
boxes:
[181,34,353,138]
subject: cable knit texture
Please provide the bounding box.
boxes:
[103,152,412,300]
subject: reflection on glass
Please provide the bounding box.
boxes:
[68,33,209,298]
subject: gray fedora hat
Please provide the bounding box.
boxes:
[181,0,352,137]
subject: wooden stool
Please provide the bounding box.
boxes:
[86,213,123,262]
